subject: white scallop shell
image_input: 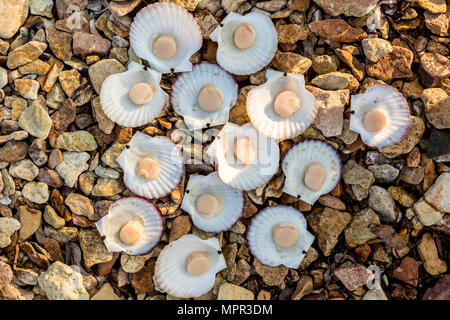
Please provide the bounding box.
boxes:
[209,12,278,75]
[130,2,202,73]
[154,234,226,298]
[171,63,238,131]
[247,205,314,269]
[95,196,164,255]
[350,84,410,148]
[116,131,184,199]
[181,172,244,233]
[282,139,341,205]
[100,62,165,127]
[206,122,280,190]
[247,70,318,140]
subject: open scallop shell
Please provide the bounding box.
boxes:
[209,12,277,75]
[171,63,238,131]
[282,139,341,205]
[206,122,280,190]
[247,70,318,140]
[181,172,244,233]
[100,62,165,127]
[350,84,410,148]
[130,2,202,73]
[154,234,226,298]
[116,131,184,199]
[95,196,164,255]
[247,205,314,268]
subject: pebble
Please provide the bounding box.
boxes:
[92,96,114,134]
[308,19,367,43]
[400,166,425,185]
[9,159,39,181]
[342,159,375,189]
[55,151,90,188]
[79,228,113,268]
[307,207,351,256]
[58,69,81,97]
[388,186,415,208]
[421,88,450,129]
[424,172,450,213]
[335,48,365,81]
[0,260,13,290]
[132,262,156,295]
[277,24,309,44]
[28,138,48,167]
[0,0,29,39]
[109,0,142,17]
[65,193,95,220]
[366,46,414,82]
[362,38,393,63]
[271,51,312,75]
[417,0,447,14]
[14,79,40,100]
[44,226,78,243]
[413,197,442,226]
[334,261,373,291]
[419,53,450,87]
[73,31,112,57]
[38,168,63,187]
[29,0,53,18]
[18,205,42,242]
[120,252,151,274]
[380,116,425,158]
[427,128,450,162]
[44,205,65,229]
[38,261,89,300]
[0,217,20,248]
[169,215,192,242]
[424,11,449,35]
[311,72,356,91]
[55,130,98,152]
[18,104,52,139]
[317,194,346,211]
[307,86,348,137]
[94,165,120,179]
[417,233,447,276]
[312,0,378,17]
[393,256,419,287]
[22,181,49,204]
[45,25,72,61]
[344,208,380,248]
[91,178,124,197]
[48,149,63,169]
[369,186,400,222]
[0,67,7,89]
[254,259,288,289]
[368,164,399,183]
[217,283,254,300]
[311,54,339,75]
[88,59,126,95]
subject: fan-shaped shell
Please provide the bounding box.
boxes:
[116,131,184,199]
[130,2,202,73]
[247,70,318,140]
[209,12,277,75]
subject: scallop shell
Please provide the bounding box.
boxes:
[100,62,165,127]
[282,139,342,205]
[350,84,410,148]
[130,2,202,73]
[247,205,314,269]
[171,63,238,131]
[181,172,244,233]
[209,12,278,75]
[154,234,226,298]
[206,122,280,190]
[246,70,318,140]
[95,196,164,255]
[116,131,184,199]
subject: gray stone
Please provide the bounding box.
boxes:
[55,152,90,187]
[369,186,400,222]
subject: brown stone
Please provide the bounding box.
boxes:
[168,215,192,242]
[277,24,309,44]
[366,46,414,81]
[43,237,64,262]
[419,53,450,87]
[73,32,112,57]
[38,169,63,188]
[45,25,72,61]
[308,19,367,43]
[0,141,28,162]
[421,88,450,129]
[271,51,312,75]
[131,262,155,295]
[393,257,419,287]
